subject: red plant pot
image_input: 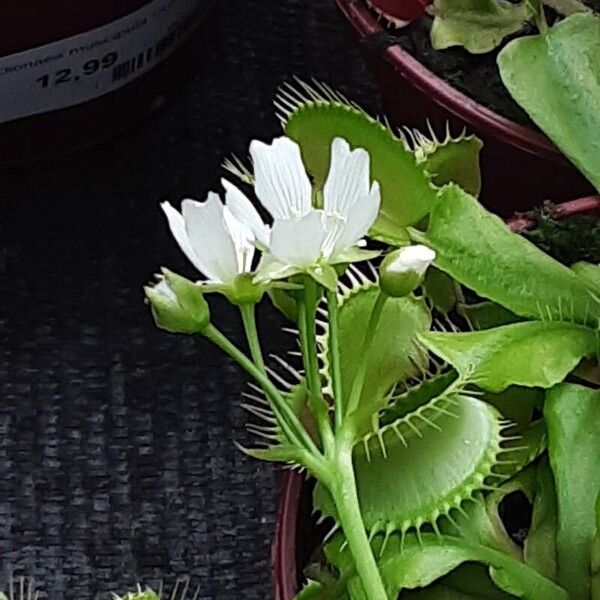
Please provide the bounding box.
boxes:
[334,0,595,216]
[0,0,216,164]
[272,195,600,600]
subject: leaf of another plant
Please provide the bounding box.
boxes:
[498,13,600,192]
[524,457,558,582]
[419,184,600,327]
[421,321,600,392]
[545,383,600,599]
[431,0,532,54]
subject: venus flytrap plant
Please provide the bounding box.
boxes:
[146,83,600,600]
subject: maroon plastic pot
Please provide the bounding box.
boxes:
[272,195,600,600]
[335,0,595,216]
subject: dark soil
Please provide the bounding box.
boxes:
[526,208,600,264]
[385,1,600,127]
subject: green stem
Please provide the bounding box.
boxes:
[239,303,265,373]
[299,276,334,452]
[326,288,344,432]
[204,324,320,457]
[331,444,388,600]
[345,292,388,418]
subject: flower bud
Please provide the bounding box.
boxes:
[379,245,436,298]
[145,269,210,334]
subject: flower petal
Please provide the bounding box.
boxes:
[331,181,381,257]
[181,193,240,284]
[222,178,270,247]
[323,137,371,217]
[269,210,328,268]
[250,137,312,220]
[161,201,208,275]
[223,206,255,273]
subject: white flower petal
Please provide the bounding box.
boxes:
[386,244,436,276]
[223,206,255,273]
[269,211,328,268]
[161,201,210,275]
[181,193,240,284]
[323,137,371,217]
[154,278,177,302]
[331,181,381,257]
[250,137,312,220]
[222,178,270,247]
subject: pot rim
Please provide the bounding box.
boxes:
[272,194,600,600]
[335,0,568,165]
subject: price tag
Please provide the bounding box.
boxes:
[0,0,202,124]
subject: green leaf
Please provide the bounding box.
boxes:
[280,91,437,234]
[431,0,531,54]
[524,457,558,582]
[415,130,483,196]
[423,268,458,313]
[292,579,349,600]
[459,301,521,330]
[481,386,542,430]
[419,184,600,327]
[545,383,600,599]
[572,261,600,296]
[321,283,431,434]
[326,532,568,599]
[498,13,600,191]
[381,370,459,424]
[421,321,600,392]
[268,287,299,322]
[315,394,507,534]
[441,563,513,599]
[592,493,600,600]
[405,585,483,599]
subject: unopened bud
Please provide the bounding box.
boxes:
[379,245,436,297]
[145,269,210,334]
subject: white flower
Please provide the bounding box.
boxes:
[385,245,436,277]
[224,136,381,278]
[161,191,255,286]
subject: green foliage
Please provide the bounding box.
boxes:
[498,12,600,192]
[421,321,600,392]
[320,279,431,434]
[412,128,483,196]
[431,0,532,54]
[281,91,435,237]
[420,184,600,327]
[524,458,558,581]
[278,83,483,242]
[314,393,508,534]
[326,532,568,599]
[545,383,600,599]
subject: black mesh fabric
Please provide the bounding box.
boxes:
[0,1,377,598]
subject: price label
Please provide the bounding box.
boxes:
[0,0,202,124]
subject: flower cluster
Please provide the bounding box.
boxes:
[159,136,381,295]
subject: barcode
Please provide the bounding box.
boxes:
[111,20,191,83]
[112,49,151,82]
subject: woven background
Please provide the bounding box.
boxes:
[0,1,377,598]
